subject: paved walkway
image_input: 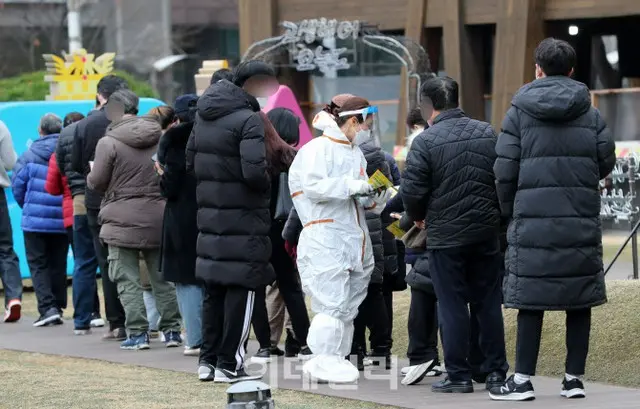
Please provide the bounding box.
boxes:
[1,319,639,408]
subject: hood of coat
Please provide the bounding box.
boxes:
[31,133,59,162]
[107,116,162,149]
[359,140,388,177]
[164,121,194,148]
[512,76,591,122]
[197,80,260,121]
[312,110,339,132]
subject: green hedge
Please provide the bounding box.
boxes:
[0,70,157,102]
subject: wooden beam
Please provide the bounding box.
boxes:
[491,0,546,128]
[397,0,428,147]
[238,0,277,56]
[442,0,485,120]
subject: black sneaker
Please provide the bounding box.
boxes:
[432,377,474,393]
[472,372,488,384]
[269,346,285,357]
[489,375,536,401]
[284,329,301,357]
[214,367,262,383]
[251,348,273,364]
[33,307,63,327]
[561,378,586,399]
[298,345,313,360]
[485,371,506,390]
[198,362,215,382]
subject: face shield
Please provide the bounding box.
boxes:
[338,105,381,147]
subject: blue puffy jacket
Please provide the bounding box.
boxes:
[12,134,65,233]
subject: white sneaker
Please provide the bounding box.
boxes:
[198,363,215,381]
[401,360,436,386]
[74,328,92,336]
[90,315,105,328]
[184,346,200,357]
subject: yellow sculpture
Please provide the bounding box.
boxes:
[43,49,116,101]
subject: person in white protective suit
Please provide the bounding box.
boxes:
[288,96,393,383]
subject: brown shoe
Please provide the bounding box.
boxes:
[103,328,127,341]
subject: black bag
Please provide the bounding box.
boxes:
[274,172,293,221]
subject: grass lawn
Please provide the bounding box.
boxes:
[0,349,397,409]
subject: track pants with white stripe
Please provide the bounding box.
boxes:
[199,283,255,371]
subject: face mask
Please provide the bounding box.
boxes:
[353,129,371,146]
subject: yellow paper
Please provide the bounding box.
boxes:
[368,169,394,190]
[386,220,406,239]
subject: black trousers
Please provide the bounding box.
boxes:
[200,283,255,371]
[407,288,440,365]
[353,283,390,354]
[66,226,100,315]
[429,239,508,382]
[251,286,271,349]
[515,308,591,376]
[24,232,69,316]
[87,208,125,330]
[0,189,22,307]
[271,233,310,344]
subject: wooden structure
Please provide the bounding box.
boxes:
[238,0,640,135]
[194,60,230,96]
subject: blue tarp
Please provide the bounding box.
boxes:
[0,99,164,278]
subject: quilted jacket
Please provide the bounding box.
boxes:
[12,134,65,233]
[401,108,501,249]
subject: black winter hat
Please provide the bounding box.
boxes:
[232,60,276,87]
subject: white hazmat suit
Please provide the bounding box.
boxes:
[288,120,387,383]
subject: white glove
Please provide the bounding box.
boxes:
[374,187,395,204]
[347,179,374,196]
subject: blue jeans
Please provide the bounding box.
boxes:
[72,214,98,329]
[143,290,160,331]
[175,284,204,347]
[0,188,22,306]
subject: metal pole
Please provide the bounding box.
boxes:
[114,0,124,57]
[160,0,173,102]
[67,0,83,52]
[604,217,640,276]
[630,160,639,279]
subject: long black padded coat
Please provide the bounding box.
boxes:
[159,121,198,285]
[494,76,616,311]
[359,140,390,284]
[186,80,274,289]
[402,108,501,249]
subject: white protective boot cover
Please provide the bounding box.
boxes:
[303,313,359,383]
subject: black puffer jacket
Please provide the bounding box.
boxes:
[402,108,500,249]
[186,80,274,289]
[495,76,616,311]
[71,109,111,209]
[55,122,85,197]
[360,141,391,284]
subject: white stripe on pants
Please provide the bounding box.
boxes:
[235,290,255,370]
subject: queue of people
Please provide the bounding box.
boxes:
[0,37,616,401]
